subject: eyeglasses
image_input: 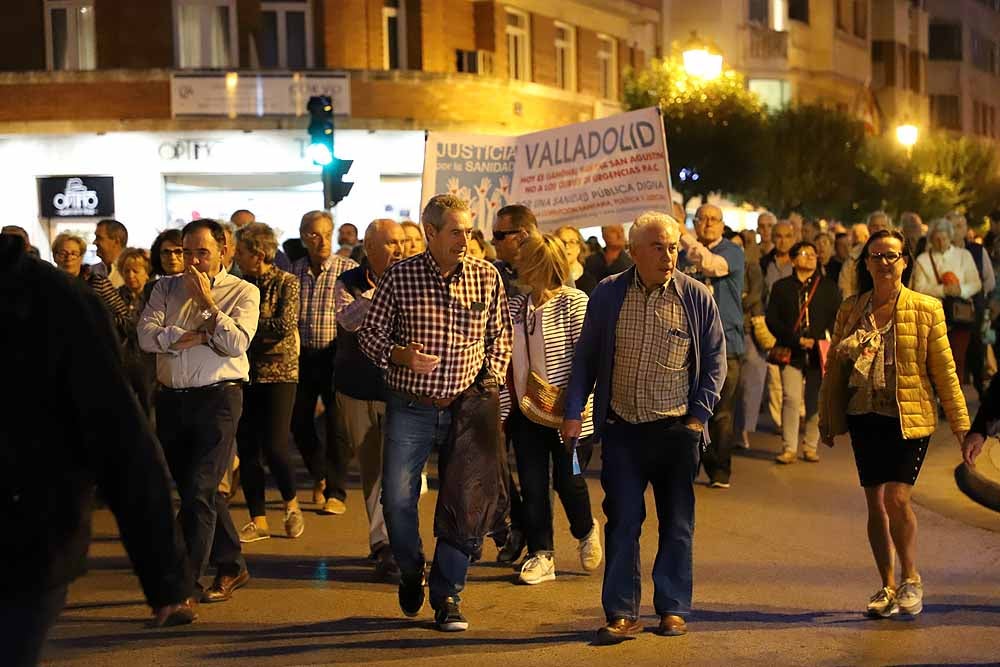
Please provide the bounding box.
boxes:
[302,231,331,242]
[54,250,81,259]
[493,229,523,243]
[867,252,904,264]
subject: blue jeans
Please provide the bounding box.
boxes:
[382,392,469,604]
[601,414,701,621]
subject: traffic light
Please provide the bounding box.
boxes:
[306,95,353,208]
[306,95,333,166]
[323,158,354,209]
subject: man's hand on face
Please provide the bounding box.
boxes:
[183,266,215,309]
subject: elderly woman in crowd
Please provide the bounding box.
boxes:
[820,229,968,619]
[910,218,981,386]
[399,219,425,258]
[52,232,129,336]
[233,222,305,542]
[116,247,157,416]
[467,229,496,262]
[506,233,602,585]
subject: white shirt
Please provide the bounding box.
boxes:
[911,245,982,300]
[90,261,124,288]
[512,297,550,402]
[138,268,261,389]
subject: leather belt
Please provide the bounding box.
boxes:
[159,380,243,393]
[399,392,461,409]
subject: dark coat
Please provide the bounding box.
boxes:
[766,271,841,369]
[434,379,509,555]
[0,236,191,606]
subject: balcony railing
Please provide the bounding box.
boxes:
[748,25,789,61]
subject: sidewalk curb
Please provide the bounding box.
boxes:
[955,440,1000,512]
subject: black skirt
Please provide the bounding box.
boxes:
[846,413,930,487]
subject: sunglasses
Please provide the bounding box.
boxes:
[493,229,523,242]
[867,252,904,264]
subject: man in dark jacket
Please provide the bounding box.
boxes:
[0,235,195,667]
[766,241,841,464]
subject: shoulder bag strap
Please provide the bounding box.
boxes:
[793,274,822,332]
[928,250,943,284]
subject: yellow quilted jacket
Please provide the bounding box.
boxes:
[818,287,970,440]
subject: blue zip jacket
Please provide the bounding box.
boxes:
[564,266,727,442]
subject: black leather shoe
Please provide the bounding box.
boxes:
[398,571,425,617]
[595,617,643,645]
[374,546,401,581]
[497,528,526,565]
[201,569,250,603]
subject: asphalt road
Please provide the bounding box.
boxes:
[44,422,1000,666]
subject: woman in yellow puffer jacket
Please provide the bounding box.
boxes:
[819,230,969,621]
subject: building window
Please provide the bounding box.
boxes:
[748,78,790,109]
[597,34,618,99]
[928,23,962,61]
[930,94,961,130]
[383,0,407,70]
[505,8,531,81]
[554,22,576,91]
[788,0,809,24]
[748,0,768,24]
[970,31,997,74]
[835,0,848,31]
[853,1,867,39]
[174,0,238,68]
[260,1,312,69]
[909,50,923,94]
[44,1,96,71]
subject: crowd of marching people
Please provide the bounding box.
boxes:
[1,197,996,664]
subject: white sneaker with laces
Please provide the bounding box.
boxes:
[865,586,898,618]
[284,508,305,539]
[518,553,556,585]
[578,518,603,572]
[897,577,923,615]
[238,521,270,543]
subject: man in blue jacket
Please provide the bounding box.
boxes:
[678,203,745,488]
[562,211,726,644]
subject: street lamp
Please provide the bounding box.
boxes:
[681,31,723,81]
[896,123,919,153]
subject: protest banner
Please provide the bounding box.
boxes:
[421,132,517,232]
[510,107,671,230]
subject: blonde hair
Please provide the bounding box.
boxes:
[516,232,570,292]
[52,232,87,256]
[116,247,152,275]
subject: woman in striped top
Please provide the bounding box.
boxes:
[506,233,603,586]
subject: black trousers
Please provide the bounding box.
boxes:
[509,407,593,554]
[157,382,246,581]
[291,345,346,499]
[238,382,298,518]
[701,356,742,485]
[0,585,67,667]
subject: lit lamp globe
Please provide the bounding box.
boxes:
[896,123,918,149]
[682,31,723,81]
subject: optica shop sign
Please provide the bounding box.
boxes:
[38,176,115,217]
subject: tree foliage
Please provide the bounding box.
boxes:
[624,57,1000,223]
[623,57,766,205]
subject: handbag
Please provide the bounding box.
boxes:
[928,251,976,325]
[517,298,589,429]
[767,275,821,366]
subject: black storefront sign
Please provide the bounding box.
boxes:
[38,176,115,218]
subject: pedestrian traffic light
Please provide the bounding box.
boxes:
[323,157,354,209]
[306,95,333,166]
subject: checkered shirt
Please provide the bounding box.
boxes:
[292,254,358,349]
[358,251,512,398]
[610,271,690,423]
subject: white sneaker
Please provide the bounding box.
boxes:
[284,508,305,539]
[578,518,603,572]
[518,553,556,585]
[865,586,898,618]
[238,522,270,543]
[897,577,923,615]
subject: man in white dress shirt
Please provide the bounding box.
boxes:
[139,219,260,604]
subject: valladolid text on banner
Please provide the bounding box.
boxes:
[509,107,672,230]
